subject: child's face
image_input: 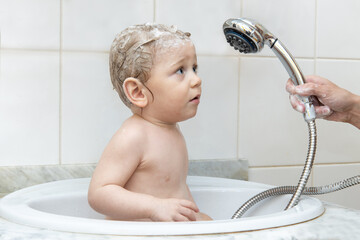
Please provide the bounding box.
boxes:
[144,41,202,124]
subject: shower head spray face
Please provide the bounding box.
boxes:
[223,18,316,122]
[224,29,258,54]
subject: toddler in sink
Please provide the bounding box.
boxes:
[88,23,211,222]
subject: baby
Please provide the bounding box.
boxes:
[88,23,211,222]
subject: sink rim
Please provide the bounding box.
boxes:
[0,176,325,236]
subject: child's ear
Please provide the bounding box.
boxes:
[123,77,149,108]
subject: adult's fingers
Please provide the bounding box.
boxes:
[314,105,332,118]
[289,94,305,113]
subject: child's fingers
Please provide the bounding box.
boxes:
[173,214,191,222]
[176,199,198,221]
[180,200,199,212]
[178,207,197,221]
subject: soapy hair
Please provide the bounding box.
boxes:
[109,23,191,108]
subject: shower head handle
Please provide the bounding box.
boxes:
[271,39,317,121]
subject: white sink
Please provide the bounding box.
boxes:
[0,176,324,236]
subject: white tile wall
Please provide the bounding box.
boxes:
[181,56,239,160]
[317,0,360,58]
[0,0,60,49]
[242,0,316,57]
[0,0,359,209]
[238,57,315,167]
[62,0,154,51]
[156,0,241,55]
[0,50,60,166]
[61,52,130,164]
[249,166,313,187]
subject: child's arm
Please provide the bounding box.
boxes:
[88,128,199,221]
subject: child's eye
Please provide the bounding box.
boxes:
[176,68,184,75]
[193,65,198,73]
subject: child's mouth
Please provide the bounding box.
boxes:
[190,95,201,103]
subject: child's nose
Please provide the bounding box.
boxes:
[191,74,202,87]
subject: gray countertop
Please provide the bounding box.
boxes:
[0,202,359,240]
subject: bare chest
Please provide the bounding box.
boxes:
[142,135,189,178]
[125,130,190,196]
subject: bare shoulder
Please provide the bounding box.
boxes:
[104,116,153,158]
[90,115,149,186]
[108,115,149,153]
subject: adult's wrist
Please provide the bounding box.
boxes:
[348,94,360,129]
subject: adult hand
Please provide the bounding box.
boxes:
[286,75,360,128]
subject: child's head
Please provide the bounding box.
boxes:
[110,23,192,108]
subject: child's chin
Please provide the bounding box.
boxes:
[184,111,198,121]
[176,108,199,122]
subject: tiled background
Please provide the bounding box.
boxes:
[0,0,359,209]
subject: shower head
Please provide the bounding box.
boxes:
[223,18,317,122]
[223,18,276,54]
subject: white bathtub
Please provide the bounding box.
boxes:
[0,176,324,236]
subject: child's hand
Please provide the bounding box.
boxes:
[195,212,213,221]
[150,198,199,222]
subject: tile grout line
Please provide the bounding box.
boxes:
[240,0,243,17]
[59,0,63,165]
[314,0,318,75]
[153,0,156,22]
[236,57,241,160]
[2,48,360,62]
[0,32,2,84]
[236,0,242,160]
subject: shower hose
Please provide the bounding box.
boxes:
[232,120,360,219]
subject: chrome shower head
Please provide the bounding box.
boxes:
[223,18,276,54]
[223,18,317,122]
